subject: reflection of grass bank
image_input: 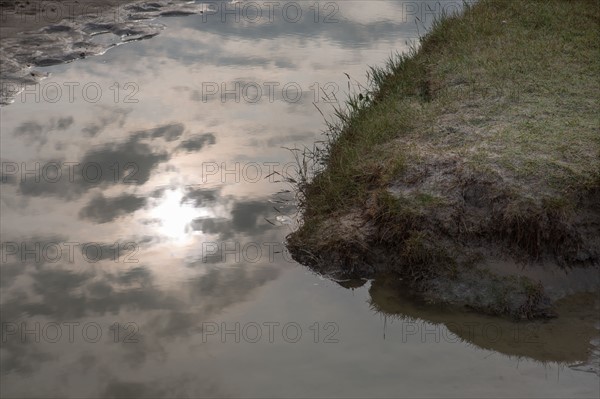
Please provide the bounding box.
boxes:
[369,277,599,365]
[288,0,599,318]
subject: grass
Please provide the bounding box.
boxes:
[287,0,599,317]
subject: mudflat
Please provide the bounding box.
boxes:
[0,0,138,38]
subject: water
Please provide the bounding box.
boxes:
[1,1,598,397]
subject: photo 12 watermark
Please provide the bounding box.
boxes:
[0,81,140,104]
[1,161,141,185]
[200,1,340,24]
[398,321,543,344]
[201,321,340,344]
[198,241,295,264]
[400,1,466,23]
[196,81,339,104]
[0,1,126,24]
[199,161,300,184]
[1,241,139,264]
[1,321,140,344]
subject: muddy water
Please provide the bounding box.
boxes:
[1,1,598,397]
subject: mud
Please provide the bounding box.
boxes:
[0,0,210,105]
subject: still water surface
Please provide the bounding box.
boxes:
[1,1,598,397]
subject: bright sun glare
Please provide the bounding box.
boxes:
[150,189,207,241]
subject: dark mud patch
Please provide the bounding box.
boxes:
[0,0,211,105]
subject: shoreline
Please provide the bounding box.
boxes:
[287,0,600,319]
[0,0,208,105]
[0,1,139,38]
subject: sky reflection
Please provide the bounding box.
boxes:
[1,1,598,398]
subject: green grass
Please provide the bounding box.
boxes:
[289,0,599,271]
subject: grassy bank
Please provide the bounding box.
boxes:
[288,0,599,318]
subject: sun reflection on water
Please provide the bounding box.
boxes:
[149,188,207,242]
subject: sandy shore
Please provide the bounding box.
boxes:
[0,0,139,38]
